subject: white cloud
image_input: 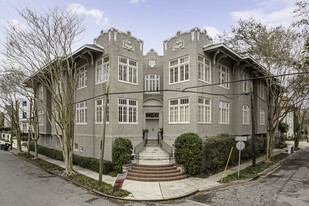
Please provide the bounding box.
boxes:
[230,1,294,27]
[67,3,108,26]
[204,26,222,39]
[130,0,145,4]
[7,19,25,30]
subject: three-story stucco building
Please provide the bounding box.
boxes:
[37,28,268,161]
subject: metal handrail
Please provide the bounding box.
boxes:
[134,136,147,164]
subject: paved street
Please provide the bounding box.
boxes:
[185,148,309,206]
[1,148,309,206]
[0,150,119,206]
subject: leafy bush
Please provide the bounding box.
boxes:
[29,142,112,174]
[203,134,266,172]
[279,122,289,134]
[112,138,133,173]
[174,133,203,175]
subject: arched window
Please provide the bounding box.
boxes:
[145,74,160,93]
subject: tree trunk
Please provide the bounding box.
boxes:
[63,141,74,176]
[266,130,271,162]
[16,128,22,153]
[294,133,300,150]
[34,140,38,159]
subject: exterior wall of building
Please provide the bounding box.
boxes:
[36,27,269,161]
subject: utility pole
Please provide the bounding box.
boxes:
[99,72,110,186]
[251,78,256,166]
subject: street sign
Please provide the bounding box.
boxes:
[113,173,127,191]
[235,136,248,142]
[236,141,245,151]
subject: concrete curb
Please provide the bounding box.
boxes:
[11,149,298,202]
[13,151,198,202]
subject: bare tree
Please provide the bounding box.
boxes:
[0,73,23,153]
[3,7,85,176]
[221,18,308,161]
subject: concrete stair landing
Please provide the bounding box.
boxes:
[137,145,173,165]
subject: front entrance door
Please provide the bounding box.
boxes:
[146,119,159,140]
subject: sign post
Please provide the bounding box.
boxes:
[113,173,127,191]
[235,136,247,178]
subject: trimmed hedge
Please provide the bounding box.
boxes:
[112,137,133,173]
[29,143,113,174]
[203,134,266,172]
[174,133,203,175]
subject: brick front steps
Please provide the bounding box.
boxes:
[126,163,189,182]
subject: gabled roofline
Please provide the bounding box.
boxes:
[203,43,268,76]
[24,44,104,87]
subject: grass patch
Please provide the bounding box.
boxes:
[107,171,119,177]
[221,153,288,183]
[18,152,63,171]
[70,173,130,197]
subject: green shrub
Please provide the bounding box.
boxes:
[29,142,112,174]
[279,122,289,134]
[203,134,266,172]
[112,137,133,173]
[174,133,203,175]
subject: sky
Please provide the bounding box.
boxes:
[0,0,299,55]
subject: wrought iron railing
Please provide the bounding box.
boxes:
[133,133,147,164]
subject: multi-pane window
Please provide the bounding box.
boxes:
[38,110,44,125]
[169,98,190,123]
[74,143,79,151]
[77,66,87,89]
[76,102,87,124]
[118,98,137,123]
[118,56,137,84]
[95,99,109,123]
[219,65,229,88]
[242,74,250,93]
[198,98,211,123]
[242,105,250,124]
[96,56,110,84]
[219,101,229,124]
[23,101,27,106]
[198,56,211,83]
[169,56,189,84]
[145,74,160,93]
[259,83,266,100]
[260,109,265,125]
[22,111,27,119]
[38,84,43,100]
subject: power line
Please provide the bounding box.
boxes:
[182,71,309,92]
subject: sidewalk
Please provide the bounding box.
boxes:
[13,141,309,201]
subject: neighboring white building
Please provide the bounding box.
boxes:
[19,98,31,133]
[282,111,294,138]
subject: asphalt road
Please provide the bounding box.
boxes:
[185,148,309,206]
[0,150,120,206]
[1,149,309,206]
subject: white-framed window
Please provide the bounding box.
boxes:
[118,56,137,84]
[118,98,138,123]
[77,65,87,89]
[219,65,229,89]
[38,84,43,100]
[169,98,190,123]
[96,56,110,84]
[95,98,109,124]
[38,110,44,125]
[76,102,87,124]
[260,109,265,125]
[219,101,229,124]
[74,143,79,151]
[198,97,211,123]
[145,74,160,93]
[242,73,250,93]
[55,80,62,95]
[198,56,211,83]
[169,56,190,84]
[259,83,266,100]
[242,105,250,125]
